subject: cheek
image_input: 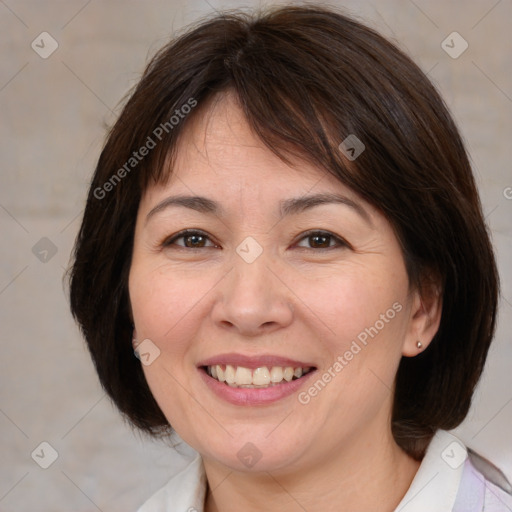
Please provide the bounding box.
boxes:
[301,266,407,350]
[129,266,209,433]
[129,264,211,347]
[297,264,409,413]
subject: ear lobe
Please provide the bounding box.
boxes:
[402,280,443,357]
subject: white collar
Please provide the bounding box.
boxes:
[137,452,206,511]
[395,430,465,512]
[137,430,466,512]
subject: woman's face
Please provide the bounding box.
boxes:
[129,94,427,473]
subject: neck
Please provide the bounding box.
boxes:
[203,425,421,512]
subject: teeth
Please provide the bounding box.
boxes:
[225,364,236,384]
[207,365,312,387]
[235,366,252,385]
[270,366,283,382]
[253,367,271,386]
[283,367,294,382]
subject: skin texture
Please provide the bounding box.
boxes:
[128,93,442,512]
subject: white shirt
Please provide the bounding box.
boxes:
[137,430,512,511]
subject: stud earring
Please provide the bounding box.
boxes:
[416,341,423,349]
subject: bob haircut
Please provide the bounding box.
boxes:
[68,5,499,460]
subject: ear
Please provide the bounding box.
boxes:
[402,276,443,357]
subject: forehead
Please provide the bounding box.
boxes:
[143,93,354,206]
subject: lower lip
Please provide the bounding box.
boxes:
[198,368,317,406]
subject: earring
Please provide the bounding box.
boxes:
[416,341,423,349]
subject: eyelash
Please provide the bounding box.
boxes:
[161,229,350,251]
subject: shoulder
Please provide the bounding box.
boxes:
[464,449,512,511]
[444,432,512,512]
[482,481,512,511]
[395,430,512,512]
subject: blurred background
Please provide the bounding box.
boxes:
[0,0,511,510]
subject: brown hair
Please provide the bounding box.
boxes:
[68,5,499,459]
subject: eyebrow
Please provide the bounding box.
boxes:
[280,193,371,224]
[145,192,372,225]
[146,195,222,224]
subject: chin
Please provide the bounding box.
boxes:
[198,431,308,474]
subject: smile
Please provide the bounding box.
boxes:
[204,364,314,388]
[197,354,317,405]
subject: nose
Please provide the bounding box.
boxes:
[211,251,294,337]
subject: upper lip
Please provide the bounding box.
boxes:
[198,353,316,370]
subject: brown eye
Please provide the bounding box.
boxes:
[309,233,331,248]
[183,233,207,247]
[163,230,217,249]
[295,231,347,250]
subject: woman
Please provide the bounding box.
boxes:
[68,5,512,511]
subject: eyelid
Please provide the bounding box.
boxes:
[161,228,350,251]
[162,229,219,248]
[293,229,351,250]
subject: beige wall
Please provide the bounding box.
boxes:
[1,1,511,509]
